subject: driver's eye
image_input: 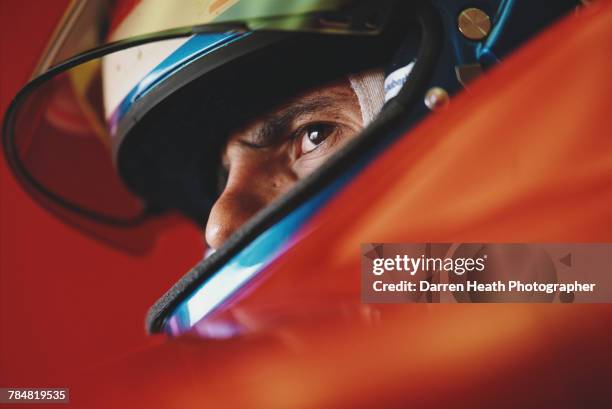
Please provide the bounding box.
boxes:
[298,123,336,155]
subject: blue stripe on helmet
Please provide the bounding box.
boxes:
[109,32,249,136]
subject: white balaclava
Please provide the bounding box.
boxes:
[348,68,386,126]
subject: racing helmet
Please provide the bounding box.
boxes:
[3,0,415,228]
[2,0,581,335]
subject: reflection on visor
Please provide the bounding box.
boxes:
[39,0,388,75]
[5,33,250,225]
[2,0,395,232]
[7,61,146,223]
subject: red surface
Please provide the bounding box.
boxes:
[0,0,203,387]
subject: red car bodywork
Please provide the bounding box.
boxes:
[1,1,612,408]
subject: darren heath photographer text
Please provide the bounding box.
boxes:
[370,255,596,294]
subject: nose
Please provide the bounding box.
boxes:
[205,190,267,250]
[205,165,295,250]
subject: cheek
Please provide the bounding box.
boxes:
[293,157,324,178]
[224,146,299,193]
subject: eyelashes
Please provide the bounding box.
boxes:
[291,122,343,158]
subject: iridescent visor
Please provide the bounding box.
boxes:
[37,0,391,75]
[2,0,395,231]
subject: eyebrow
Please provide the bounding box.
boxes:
[246,96,336,148]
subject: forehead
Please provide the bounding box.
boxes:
[231,77,357,137]
[274,77,356,113]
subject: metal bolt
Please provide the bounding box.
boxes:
[458,8,491,41]
[424,87,449,110]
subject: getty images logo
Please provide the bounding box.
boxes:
[371,254,488,276]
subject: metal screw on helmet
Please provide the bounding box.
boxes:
[424,87,450,110]
[458,8,491,41]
